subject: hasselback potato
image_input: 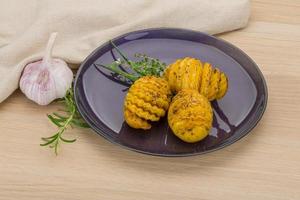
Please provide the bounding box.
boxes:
[164,57,228,101]
[124,76,172,130]
[168,89,213,143]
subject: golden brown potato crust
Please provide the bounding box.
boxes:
[124,76,171,130]
[164,57,228,101]
[168,89,213,143]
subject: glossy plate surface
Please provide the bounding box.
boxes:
[74,28,268,156]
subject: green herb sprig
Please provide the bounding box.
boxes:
[95,41,167,82]
[41,88,89,155]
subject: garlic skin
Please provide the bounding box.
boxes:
[20,32,73,105]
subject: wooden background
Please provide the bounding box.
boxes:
[0,0,299,199]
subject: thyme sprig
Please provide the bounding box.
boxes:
[40,88,89,155]
[96,41,167,82]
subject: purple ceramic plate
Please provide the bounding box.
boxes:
[74,28,268,156]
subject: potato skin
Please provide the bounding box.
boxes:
[124,109,151,130]
[216,72,228,99]
[207,68,221,101]
[165,57,202,93]
[124,76,171,130]
[164,57,228,101]
[168,89,213,143]
[199,62,213,98]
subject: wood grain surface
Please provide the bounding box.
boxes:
[1,0,300,199]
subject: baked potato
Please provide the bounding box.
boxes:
[168,89,213,143]
[164,57,228,101]
[124,76,172,129]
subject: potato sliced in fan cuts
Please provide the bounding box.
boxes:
[124,76,171,129]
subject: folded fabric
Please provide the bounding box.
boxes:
[0,0,249,103]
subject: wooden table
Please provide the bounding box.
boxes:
[1,1,300,199]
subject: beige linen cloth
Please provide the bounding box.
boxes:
[0,0,249,103]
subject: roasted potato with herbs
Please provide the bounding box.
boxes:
[102,43,222,143]
[164,57,228,101]
[168,89,213,143]
[124,76,171,130]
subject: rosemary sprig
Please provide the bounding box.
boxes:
[99,61,139,82]
[41,88,89,155]
[97,41,167,82]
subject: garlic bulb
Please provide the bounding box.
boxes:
[20,32,73,105]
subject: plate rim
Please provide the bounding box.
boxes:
[74,27,268,157]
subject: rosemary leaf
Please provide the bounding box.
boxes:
[53,112,68,120]
[110,40,130,64]
[59,136,77,143]
[40,136,58,146]
[47,115,63,127]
